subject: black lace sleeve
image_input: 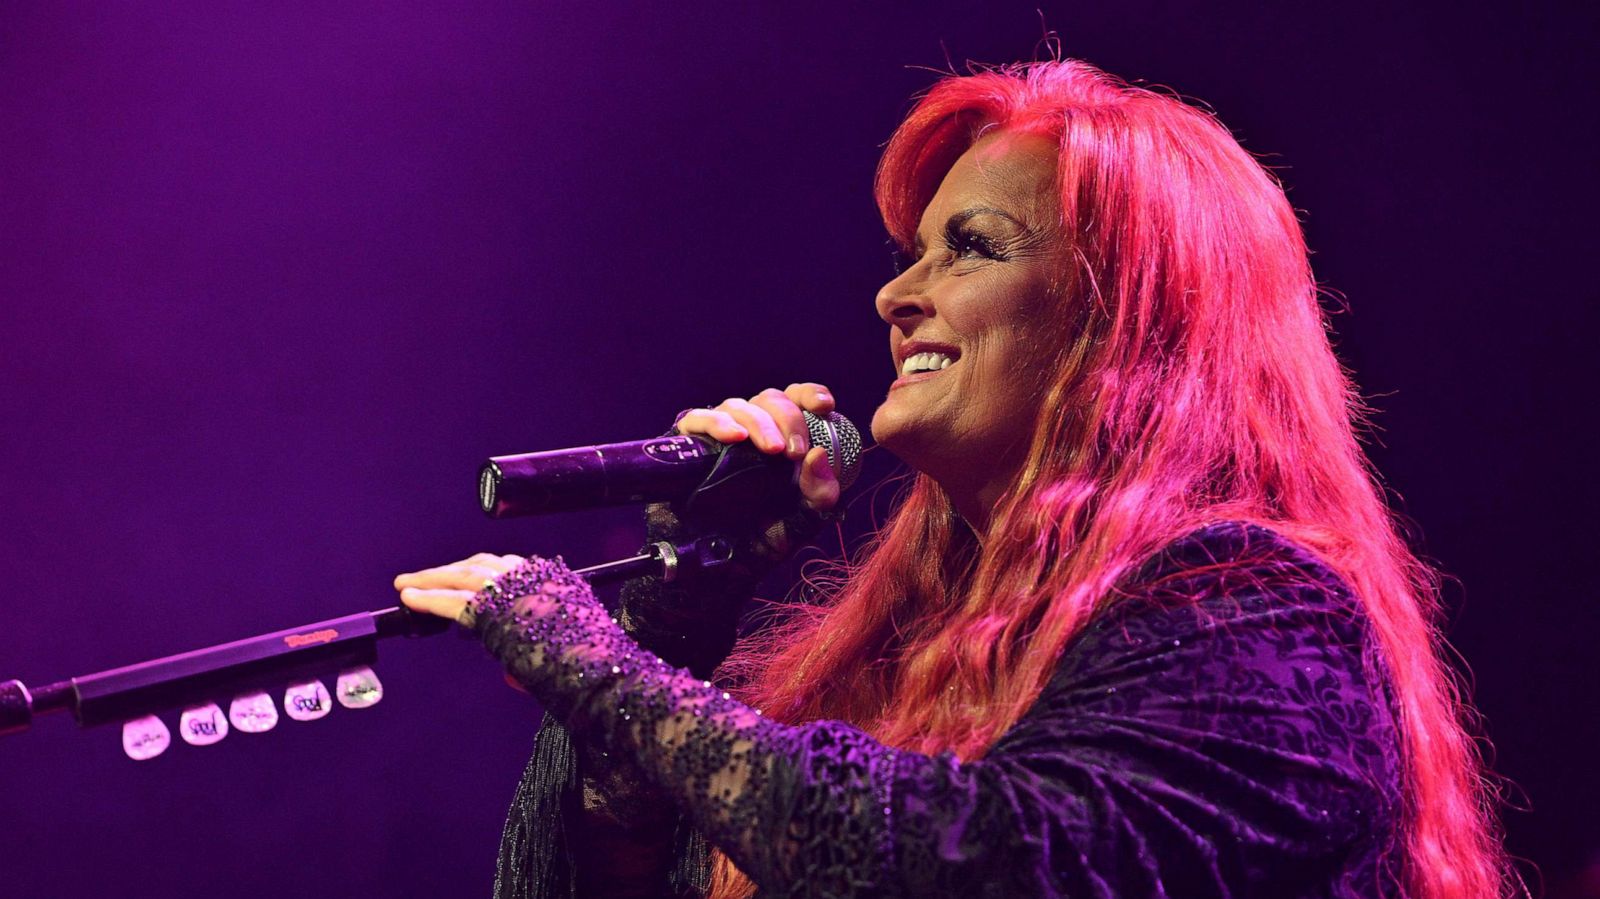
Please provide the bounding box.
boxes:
[493,498,831,899]
[477,522,1403,898]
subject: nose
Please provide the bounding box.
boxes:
[875,264,934,327]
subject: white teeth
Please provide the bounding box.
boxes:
[903,351,955,374]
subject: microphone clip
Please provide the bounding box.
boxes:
[650,535,735,584]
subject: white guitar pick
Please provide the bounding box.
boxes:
[178,702,229,746]
[228,690,279,733]
[283,679,332,722]
[122,714,171,761]
[336,666,383,709]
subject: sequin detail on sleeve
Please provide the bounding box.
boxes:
[476,522,1404,897]
[474,556,903,895]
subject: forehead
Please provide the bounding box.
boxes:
[919,131,1060,230]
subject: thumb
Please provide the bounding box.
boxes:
[798,445,840,514]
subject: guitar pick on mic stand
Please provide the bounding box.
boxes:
[0,411,861,761]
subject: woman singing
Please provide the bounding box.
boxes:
[396,60,1509,897]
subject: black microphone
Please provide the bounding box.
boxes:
[477,411,862,520]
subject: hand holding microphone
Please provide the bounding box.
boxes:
[476,382,859,528]
[671,382,845,517]
[403,383,859,630]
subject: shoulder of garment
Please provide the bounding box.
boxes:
[972,519,1405,897]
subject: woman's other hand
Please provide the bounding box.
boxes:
[671,383,841,514]
[395,552,525,624]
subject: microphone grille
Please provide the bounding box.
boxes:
[802,411,863,491]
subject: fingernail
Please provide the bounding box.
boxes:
[816,392,831,404]
[787,434,804,456]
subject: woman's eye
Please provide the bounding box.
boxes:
[890,228,1006,275]
[944,227,1005,262]
[953,236,986,257]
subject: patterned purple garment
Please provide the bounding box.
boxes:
[481,521,1404,898]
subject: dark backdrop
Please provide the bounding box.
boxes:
[2,3,1594,896]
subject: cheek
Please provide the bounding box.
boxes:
[964,363,1037,431]
[964,321,1038,386]
[964,352,1045,449]
[953,325,1054,434]
[973,281,1061,380]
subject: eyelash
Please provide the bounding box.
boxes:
[946,225,1006,262]
[892,226,1007,274]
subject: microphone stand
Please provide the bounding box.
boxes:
[0,535,734,737]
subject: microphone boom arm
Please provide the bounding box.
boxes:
[0,536,735,737]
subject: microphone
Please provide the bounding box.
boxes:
[477,411,862,520]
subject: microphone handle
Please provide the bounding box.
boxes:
[480,433,718,518]
[477,411,861,520]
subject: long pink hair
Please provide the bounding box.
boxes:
[713,60,1508,898]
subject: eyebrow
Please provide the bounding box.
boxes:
[913,205,1027,253]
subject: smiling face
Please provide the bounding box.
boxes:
[870,131,1071,527]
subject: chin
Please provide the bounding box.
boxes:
[870,405,936,468]
[869,402,905,448]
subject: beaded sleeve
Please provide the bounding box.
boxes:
[477,522,1404,897]
[494,499,834,898]
[473,555,898,895]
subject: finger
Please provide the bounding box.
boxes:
[673,408,750,444]
[472,555,522,577]
[797,445,840,513]
[721,397,785,454]
[783,383,836,415]
[752,388,809,459]
[394,552,504,590]
[464,551,516,571]
[394,564,502,591]
[392,565,491,591]
[399,587,472,622]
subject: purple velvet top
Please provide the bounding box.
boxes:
[486,521,1404,898]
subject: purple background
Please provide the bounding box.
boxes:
[2,3,1594,895]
